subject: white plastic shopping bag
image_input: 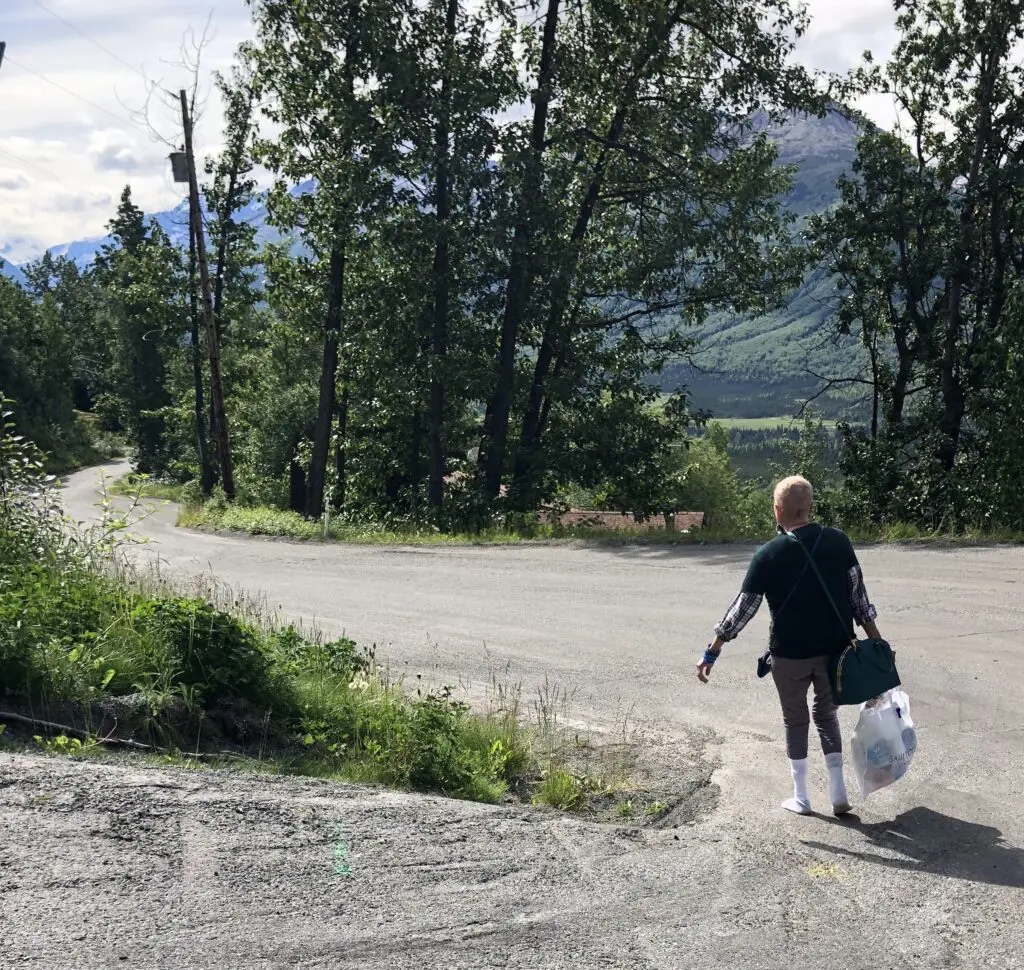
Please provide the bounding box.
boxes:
[850,688,917,797]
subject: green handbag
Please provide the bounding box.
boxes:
[786,531,900,706]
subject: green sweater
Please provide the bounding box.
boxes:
[742,523,859,660]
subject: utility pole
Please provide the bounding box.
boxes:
[188,205,215,496]
[176,89,235,500]
[0,42,7,74]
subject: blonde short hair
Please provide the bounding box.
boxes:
[773,475,813,521]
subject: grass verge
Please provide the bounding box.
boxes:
[0,557,531,802]
[176,500,715,546]
[177,500,1024,548]
[109,473,189,503]
[110,469,1024,550]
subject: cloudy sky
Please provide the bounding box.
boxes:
[0,0,900,263]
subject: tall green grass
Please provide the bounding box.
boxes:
[0,558,534,802]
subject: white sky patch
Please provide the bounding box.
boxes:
[0,0,902,263]
[0,0,251,261]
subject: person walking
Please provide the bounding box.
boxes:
[697,475,883,816]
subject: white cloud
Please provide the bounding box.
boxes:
[86,128,162,173]
[0,171,31,191]
[0,0,902,262]
[0,0,253,260]
[795,0,902,128]
[45,189,114,214]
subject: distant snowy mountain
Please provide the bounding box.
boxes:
[1,237,29,284]
[4,179,313,279]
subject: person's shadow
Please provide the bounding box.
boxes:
[802,807,1024,889]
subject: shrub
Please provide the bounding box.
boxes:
[272,626,370,681]
[129,597,274,708]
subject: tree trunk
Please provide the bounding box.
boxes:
[188,211,215,495]
[333,378,349,512]
[867,329,880,442]
[409,409,423,516]
[306,242,346,519]
[427,0,457,516]
[180,89,235,501]
[288,455,307,514]
[213,167,240,340]
[536,340,569,446]
[936,355,965,473]
[888,350,913,422]
[512,108,628,504]
[478,0,560,502]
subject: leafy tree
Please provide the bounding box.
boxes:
[206,53,261,341]
[0,275,77,456]
[810,0,1024,529]
[387,0,521,518]
[250,0,410,520]
[477,0,824,511]
[21,253,106,412]
[93,187,185,476]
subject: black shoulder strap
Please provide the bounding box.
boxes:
[784,528,856,645]
[774,526,825,619]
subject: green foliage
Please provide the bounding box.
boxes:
[533,769,587,811]
[109,473,187,503]
[271,626,370,681]
[33,734,87,756]
[179,501,325,539]
[231,0,827,524]
[92,188,184,477]
[718,420,841,482]
[0,396,62,561]
[9,0,1024,543]
[0,399,135,699]
[0,275,78,458]
[129,597,273,708]
[767,412,845,525]
[805,0,1024,531]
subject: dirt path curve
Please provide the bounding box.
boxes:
[1,462,1022,968]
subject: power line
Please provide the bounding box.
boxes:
[31,0,149,82]
[0,144,76,193]
[3,53,142,130]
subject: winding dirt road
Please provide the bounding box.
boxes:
[1,462,1022,969]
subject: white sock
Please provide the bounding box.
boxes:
[825,752,851,814]
[783,758,812,815]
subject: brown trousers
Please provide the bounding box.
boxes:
[770,655,842,760]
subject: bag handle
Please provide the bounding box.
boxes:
[784,528,857,649]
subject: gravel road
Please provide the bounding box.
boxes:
[1,461,1022,969]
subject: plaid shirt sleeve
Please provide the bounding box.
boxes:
[714,591,764,642]
[847,565,878,625]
